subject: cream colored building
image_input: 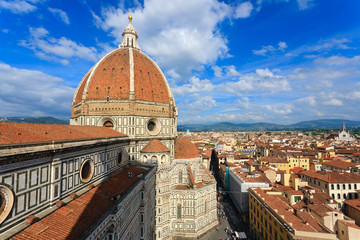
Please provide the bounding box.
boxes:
[300,170,360,208]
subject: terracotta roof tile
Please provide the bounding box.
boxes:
[174,136,199,159]
[300,170,360,183]
[140,139,170,153]
[74,48,170,104]
[260,156,288,163]
[0,122,126,145]
[344,198,360,211]
[322,160,358,170]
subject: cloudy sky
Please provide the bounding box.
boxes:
[1,0,360,124]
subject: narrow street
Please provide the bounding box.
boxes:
[200,173,249,240]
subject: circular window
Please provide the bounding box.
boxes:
[146,118,161,135]
[80,159,94,183]
[0,185,14,224]
[148,121,155,131]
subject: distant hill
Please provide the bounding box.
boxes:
[0,117,68,125]
[178,119,360,132]
[288,119,360,129]
[1,117,359,131]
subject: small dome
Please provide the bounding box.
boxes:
[174,136,199,159]
[141,139,170,153]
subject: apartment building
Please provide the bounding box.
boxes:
[299,171,360,208]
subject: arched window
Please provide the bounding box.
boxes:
[179,170,183,183]
[161,155,166,164]
[349,184,352,190]
[131,38,134,47]
[177,204,181,219]
[151,156,157,164]
[127,38,129,46]
[338,193,341,199]
[343,193,347,199]
[331,194,335,199]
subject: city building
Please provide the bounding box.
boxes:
[249,187,338,240]
[228,169,270,213]
[259,156,289,173]
[299,170,360,208]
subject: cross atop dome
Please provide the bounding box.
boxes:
[119,13,141,50]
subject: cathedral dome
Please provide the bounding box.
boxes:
[71,14,176,126]
[73,48,171,105]
[174,136,199,159]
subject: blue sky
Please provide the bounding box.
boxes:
[1,0,360,124]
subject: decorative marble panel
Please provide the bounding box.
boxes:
[29,169,39,188]
[61,178,67,192]
[16,193,26,214]
[74,174,79,186]
[69,160,74,173]
[68,175,73,189]
[16,172,27,192]
[2,175,14,187]
[28,189,37,208]
[62,162,67,176]
[75,158,80,170]
[40,166,48,184]
[39,185,47,203]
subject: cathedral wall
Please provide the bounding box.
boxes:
[0,139,130,237]
[71,115,176,138]
[86,167,156,240]
[155,160,218,240]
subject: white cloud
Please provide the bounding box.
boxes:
[221,68,291,95]
[20,27,98,64]
[0,0,36,13]
[212,66,223,77]
[0,63,74,118]
[314,56,360,65]
[92,0,231,78]
[324,98,343,106]
[296,96,316,106]
[265,104,293,114]
[186,96,216,111]
[212,65,241,77]
[236,97,251,109]
[48,7,70,24]
[234,1,253,18]
[308,38,352,52]
[297,0,314,10]
[253,41,288,56]
[172,76,215,97]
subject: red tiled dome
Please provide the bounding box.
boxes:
[174,136,199,159]
[141,139,170,153]
[73,48,170,105]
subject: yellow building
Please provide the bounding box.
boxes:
[249,187,337,240]
[287,155,310,170]
[259,156,289,173]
